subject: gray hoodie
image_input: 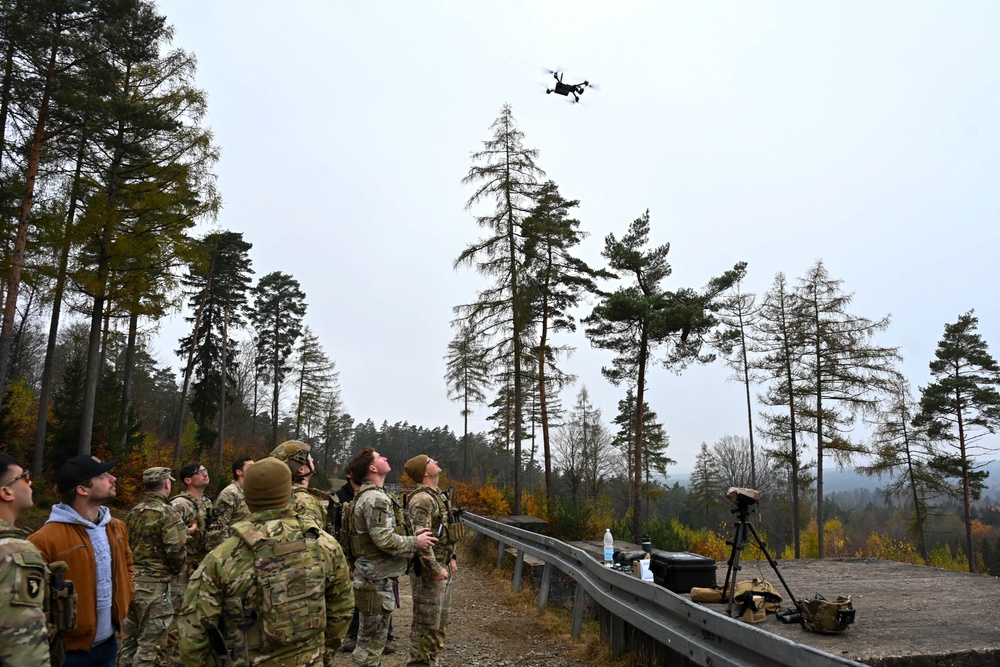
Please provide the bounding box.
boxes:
[47,503,115,644]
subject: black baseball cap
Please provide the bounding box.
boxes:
[56,455,119,494]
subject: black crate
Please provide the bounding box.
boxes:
[649,551,717,594]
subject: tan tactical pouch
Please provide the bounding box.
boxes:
[732,578,782,612]
[690,586,724,603]
[356,583,381,615]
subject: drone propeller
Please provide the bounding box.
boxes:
[582,81,599,91]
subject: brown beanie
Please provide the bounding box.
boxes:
[244,457,292,512]
[404,455,429,484]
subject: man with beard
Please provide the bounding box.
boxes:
[29,455,133,667]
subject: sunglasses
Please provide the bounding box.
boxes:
[1,469,30,487]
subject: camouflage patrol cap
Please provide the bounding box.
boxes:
[143,466,174,484]
[269,440,312,468]
[244,457,292,512]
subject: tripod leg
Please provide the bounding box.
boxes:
[744,521,797,605]
[724,521,747,616]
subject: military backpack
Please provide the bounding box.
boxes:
[797,594,856,633]
[233,521,327,649]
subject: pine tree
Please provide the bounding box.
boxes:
[444,323,490,479]
[859,379,945,564]
[291,326,338,442]
[753,272,809,557]
[794,261,901,558]
[915,311,1000,573]
[610,387,673,517]
[584,209,745,540]
[249,271,307,449]
[454,104,544,514]
[522,180,609,510]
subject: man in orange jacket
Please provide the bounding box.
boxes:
[29,455,133,667]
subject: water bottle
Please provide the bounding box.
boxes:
[641,534,652,554]
[603,528,614,566]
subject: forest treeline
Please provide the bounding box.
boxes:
[2,2,999,577]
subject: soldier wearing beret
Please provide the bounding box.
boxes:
[177,457,354,666]
[403,454,462,667]
[117,467,187,667]
[0,453,55,667]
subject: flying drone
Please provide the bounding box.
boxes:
[545,70,594,103]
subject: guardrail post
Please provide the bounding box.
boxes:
[611,613,625,655]
[537,562,553,612]
[513,550,525,592]
[571,582,585,638]
[496,539,505,567]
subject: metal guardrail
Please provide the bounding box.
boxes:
[463,513,866,667]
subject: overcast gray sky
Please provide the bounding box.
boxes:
[151,2,1000,474]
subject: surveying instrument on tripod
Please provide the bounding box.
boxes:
[720,487,798,618]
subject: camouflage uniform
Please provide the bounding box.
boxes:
[291,485,328,533]
[171,491,213,575]
[0,519,51,667]
[349,483,419,667]
[206,481,250,551]
[118,491,188,667]
[405,486,460,667]
[177,507,354,667]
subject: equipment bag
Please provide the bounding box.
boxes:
[732,578,782,612]
[797,594,856,633]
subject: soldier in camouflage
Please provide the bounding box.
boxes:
[270,441,336,534]
[402,455,461,667]
[117,467,187,667]
[177,457,354,667]
[171,462,213,578]
[345,448,437,667]
[0,454,53,667]
[205,457,253,551]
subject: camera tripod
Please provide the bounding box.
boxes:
[720,501,798,617]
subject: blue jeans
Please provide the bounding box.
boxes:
[64,635,117,667]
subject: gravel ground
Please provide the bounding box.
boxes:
[369,562,592,667]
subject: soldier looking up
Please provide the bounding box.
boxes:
[171,462,212,575]
[0,453,54,667]
[270,440,333,533]
[177,457,354,666]
[346,448,436,667]
[403,454,463,667]
[116,467,187,667]
[205,457,253,550]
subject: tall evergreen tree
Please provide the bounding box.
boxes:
[689,443,726,529]
[522,180,609,510]
[753,272,809,557]
[454,104,544,514]
[444,323,490,479]
[75,10,219,455]
[249,271,307,449]
[610,387,673,518]
[584,209,745,540]
[175,232,251,461]
[914,311,1000,573]
[793,260,901,558]
[291,326,338,442]
[859,380,945,564]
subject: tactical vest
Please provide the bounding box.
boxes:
[232,520,327,651]
[344,484,408,562]
[404,485,466,548]
[0,529,76,665]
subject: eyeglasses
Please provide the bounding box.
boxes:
[195,469,209,476]
[1,469,30,487]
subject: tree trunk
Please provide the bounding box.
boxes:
[217,303,230,470]
[117,310,139,452]
[0,36,57,402]
[174,273,212,461]
[633,329,649,542]
[34,134,86,473]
